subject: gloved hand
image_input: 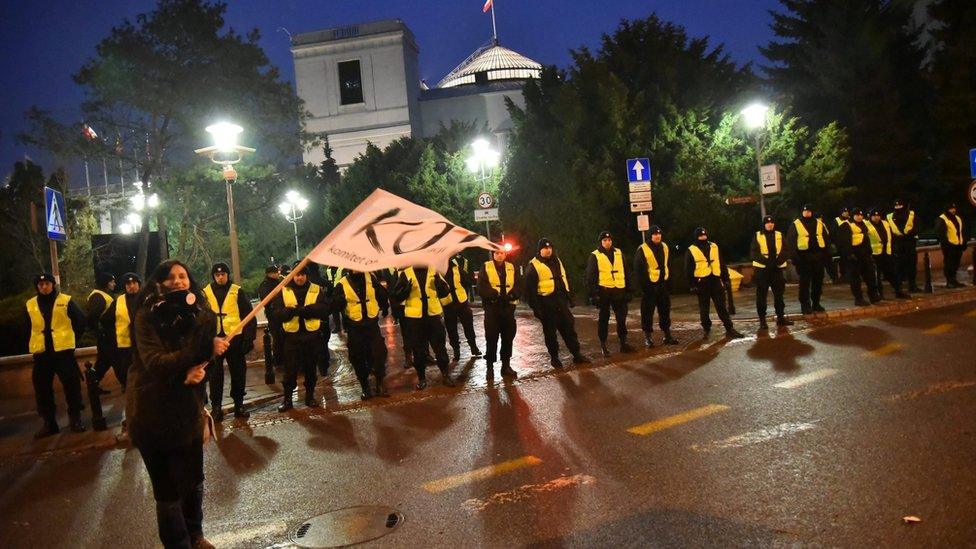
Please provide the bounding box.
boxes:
[283,307,297,318]
[689,285,699,294]
[295,306,308,319]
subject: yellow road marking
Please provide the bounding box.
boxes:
[865,342,905,357]
[774,368,838,389]
[422,456,543,493]
[923,323,955,335]
[626,404,729,436]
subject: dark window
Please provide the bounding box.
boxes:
[338,60,364,105]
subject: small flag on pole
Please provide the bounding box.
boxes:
[483,0,493,13]
[82,124,98,140]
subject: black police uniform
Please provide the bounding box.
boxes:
[936,205,966,287]
[786,207,829,313]
[685,228,742,338]
[86,272,116,385]
[330,271,390,399]
[389,267,455,389]
[257,265,284,371]
[443,254,482,361]
[751,218,792,327]
[632,226,678,346]
[305,263,334,375]
[202,263,257,420]
[868,212,909,299]
[100,272,141,391]
[523,238,589,368]
[271,272,330,410]
[887,201,919,291]
[836,209,880,305]
[585,231,635,355]
[477,256,520,378]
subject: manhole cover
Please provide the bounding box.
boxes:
[290,506,404,547]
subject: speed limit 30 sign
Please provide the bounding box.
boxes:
[477,192,494,209]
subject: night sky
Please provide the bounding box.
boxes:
[0,0,781,178]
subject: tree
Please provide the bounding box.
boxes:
[761,0,932,209]
[20,0,313,277]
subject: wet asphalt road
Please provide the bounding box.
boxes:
[1,302,975,548]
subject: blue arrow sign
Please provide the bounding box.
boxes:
[626,158,651,183]
[44,186,67,241]
[970,148,976,179]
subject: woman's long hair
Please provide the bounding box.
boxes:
[134,259,205,310]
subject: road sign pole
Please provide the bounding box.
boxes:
[756,134,766,219]
[49,240,60,286]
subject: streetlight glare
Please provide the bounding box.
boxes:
[119,222,133,235]
[285,190,300,203]
[471,138,490,154]
[131,193,145,211]
[741,103,769,129]
[205,122,244,152]
[296,197,309,211]
[126,212,142,229]
[146,193,160,209]
[466,156,481,173]
[278,202,291,216]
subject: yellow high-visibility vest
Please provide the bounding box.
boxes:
[281,283,322,333]
[689,243,722,277]
[850,222,865,247]
[440,260,469,306]
[887,211,915,236]
[940,213,963,245]
[337,275,379,322]
[115,294,133,348]
[88,289,114,318]
[639,242,669,282]
[753,231,788,268]
[203,283,241,336]
[793,218,826,250]
[27,293,75,354]
[484,261,518,305]
[866,221,892,255]
[403,268,442,318]
[835,217,848,227]
[592,248,626,289]
[530,257,569,296]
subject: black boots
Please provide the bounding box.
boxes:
[155,500,190,549]
[759,318,769,330]
[68,415,86,433]
[572,353,591,364]
[644,332,654,348]
[551,356,564,369]
[34,418,59,439]
[776,316,794,326]
[470,344,483,357]
[211,408,224,423]
[600,342,611,357]
[486,362,494,381]
[360,381,373,401]
[500,360,517,378]
[278,388,294,412]
[812,303,826,312]
[233,402,249,419]
[725,328,745,339]
[305,391,320,408]
[620,341,636,353]
[662,332,679,345]
[452,346,461,362]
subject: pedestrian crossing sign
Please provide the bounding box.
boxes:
[44,186,67,241]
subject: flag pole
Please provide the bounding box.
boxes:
[491,2,498,43]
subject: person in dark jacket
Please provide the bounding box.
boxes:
[330,270,391,400]
[585,231,636,356]
[201,262,256,421]
[271,262,331,410]
[257,264,283,374]
[125,259,225,549]
[836,208,881,305]
[887,199,919,292]
[936,203,966,288]
[685,227,744,339]
[786,205,829,313]
[442,253,483,362]
[751,216,794,330]
[633,225,679,347]
[99,272,141,392]
[26,272,87,438]
[524,238,591,368]
[389,266,455,389]
[868,209,910,300]
[478,243,520,380]
[86,271,116,392]
[305,263,334,375]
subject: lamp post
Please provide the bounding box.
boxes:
[741,103,770,218]
[278,190,309,262]
[466,137,501,241]
[195,122,255,284]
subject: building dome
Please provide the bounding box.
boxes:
[437,41,542,89]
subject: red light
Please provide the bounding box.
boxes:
[503,242,513,252]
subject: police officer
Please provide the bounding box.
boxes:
[936,203,966,288]
[390,266,455,389]
[202,262,257,421]
[524,238,591,368]
[837,208,880,305]
[331,270,391,400]
[633,225,679,347]
[26,273,87,437]
[478,242,520,380]
[86,271,116,392]
[101,272,141,392]
[786,204,829,314]
[586,231,635,356]
[834,207,851,282]
[326,266,345,334]
[868,209,911,299]
[442,253,483,362]
[273,262,330,410]
[752,216,794,329]
[685,227,744,338]
[887,199,919,292]
[306,263,334,375]
[835,207,851,228]
[257,264,283,375]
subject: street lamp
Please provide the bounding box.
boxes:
[741,102,770,218]
[120,181,160,235]
[278,190,309,261]
[467,137,501,241]
[195,122,256,284]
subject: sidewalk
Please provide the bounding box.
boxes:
[2,275,974,459]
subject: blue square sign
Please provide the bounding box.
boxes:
[44,186,67,241]
[970,148,976,179]
[626,158,651,182]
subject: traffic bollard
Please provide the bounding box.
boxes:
[972,246,975,285]
[85,361,108,431]
[923,252,933,294]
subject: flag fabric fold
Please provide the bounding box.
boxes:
[308,189,500,274]
[483,0,493,13]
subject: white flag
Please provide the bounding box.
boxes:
[307,189,499,274]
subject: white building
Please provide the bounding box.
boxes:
[291,19,542,167]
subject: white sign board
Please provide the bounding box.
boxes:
[474,208,499,222]
[629,181,651,192]
[630,201,653,213]
[637,214,650,232]
[760,164,781,195]
[629,191,652,202]
[477,192,494,209]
